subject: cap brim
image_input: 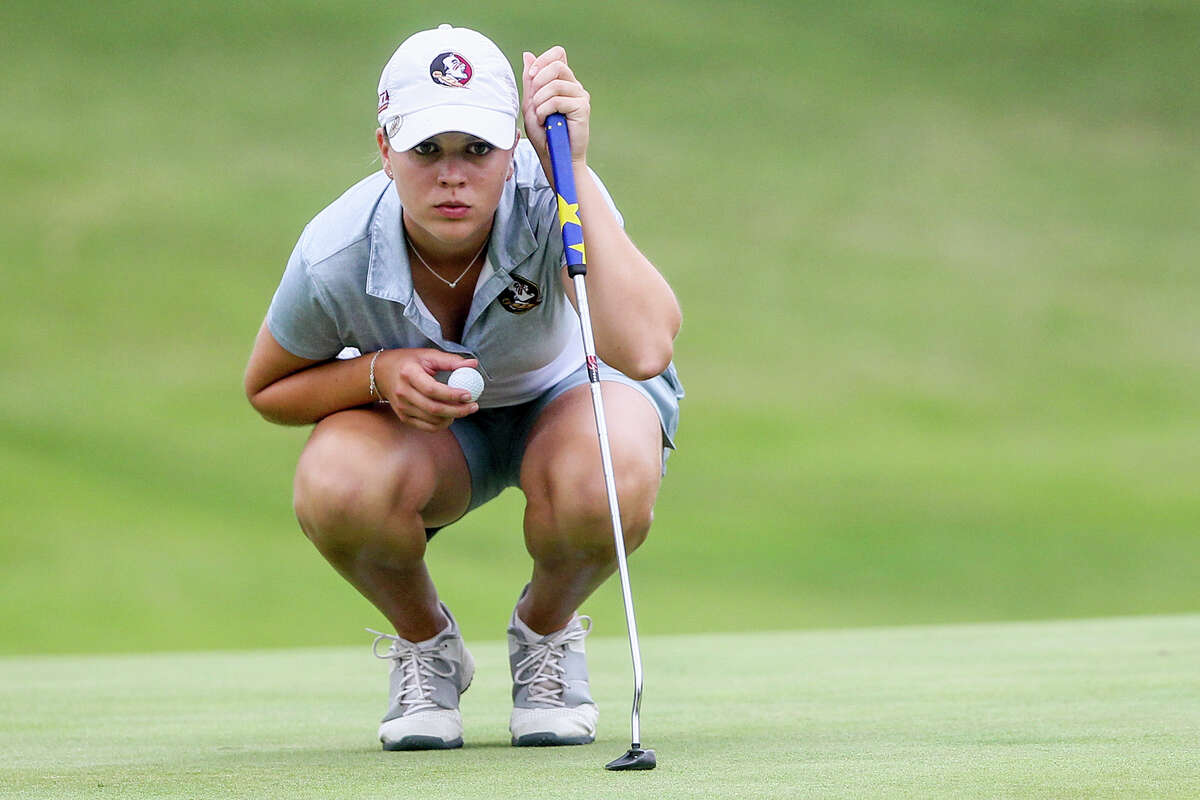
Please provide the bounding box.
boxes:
[384,105,518,151]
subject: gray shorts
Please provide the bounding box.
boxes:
[432,362,682,537]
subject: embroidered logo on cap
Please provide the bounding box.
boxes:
[378,90,390,112]
[430,52,473,87]
[385,116,403,139]
[499,275,542,313]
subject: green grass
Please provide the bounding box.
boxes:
[2,0,1199,655]
[2,615,1198,799]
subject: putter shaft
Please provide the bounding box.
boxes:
[544,112,654,768]
[572,274,646,748]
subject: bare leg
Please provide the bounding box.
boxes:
[518,382,664,635]
[292,405,471,642]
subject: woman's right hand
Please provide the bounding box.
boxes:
[374,348,480,432]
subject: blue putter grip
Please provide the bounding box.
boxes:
[545,113,586,277]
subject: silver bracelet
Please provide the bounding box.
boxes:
[368,349,389,404]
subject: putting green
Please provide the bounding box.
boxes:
[3,614,1196,799]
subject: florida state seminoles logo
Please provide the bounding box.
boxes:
[430,52,473,87]
[499,275,542,314]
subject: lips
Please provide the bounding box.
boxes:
[435,201,471,219]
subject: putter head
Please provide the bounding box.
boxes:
[605,747,657,771]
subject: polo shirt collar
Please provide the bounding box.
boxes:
[364,176,538,305]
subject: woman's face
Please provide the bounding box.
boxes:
[379,130,516,252]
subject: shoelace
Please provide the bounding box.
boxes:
[367,628,455,717]
[512,616,592,707]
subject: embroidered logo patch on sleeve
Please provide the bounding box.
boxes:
[498,275,542,313]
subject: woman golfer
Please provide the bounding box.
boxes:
[244,24,682,750]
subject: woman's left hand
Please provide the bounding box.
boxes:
[522,46,590,165]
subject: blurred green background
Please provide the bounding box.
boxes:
[1,0,1196,655]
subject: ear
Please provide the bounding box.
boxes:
[507,130,520,180]
[376,128,394,177]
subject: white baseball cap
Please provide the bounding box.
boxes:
[376,24,520,152]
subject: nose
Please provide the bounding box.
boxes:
[437,157,467,188]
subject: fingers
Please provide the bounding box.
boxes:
[525,51,576,92]
[520,53,549,155]
[524,55,585,116]
[523,46,567,98]
[375,349,479,431]
[521,47,590,166]
[390,403,466,433]
[521,50,536,97]
[529,78,589,125]
[389,380,477,431]
[527,45,566,76]
[415,349,478,376]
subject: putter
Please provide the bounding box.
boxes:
[544,112,657,772]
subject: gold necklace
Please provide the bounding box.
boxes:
[408,236,488,289]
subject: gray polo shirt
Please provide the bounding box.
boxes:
[266,140,682,432]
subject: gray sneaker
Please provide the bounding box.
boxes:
[368,603,475,750]
[508,606,599,746]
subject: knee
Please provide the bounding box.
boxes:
[293,430,433,556]
[292,452,369,541]
[525,450,659,563]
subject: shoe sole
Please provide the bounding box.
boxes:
[382,735,464,751]
[378,667,474,752]
[511,732,595,747]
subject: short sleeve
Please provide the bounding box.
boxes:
[265,232,344,360]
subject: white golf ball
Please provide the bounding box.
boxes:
[448,366,484,402]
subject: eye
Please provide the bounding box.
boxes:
[411,141,439,156]
[466,141,494,157]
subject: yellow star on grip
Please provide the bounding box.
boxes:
[570,242,587,260]
[556,194,581,228]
